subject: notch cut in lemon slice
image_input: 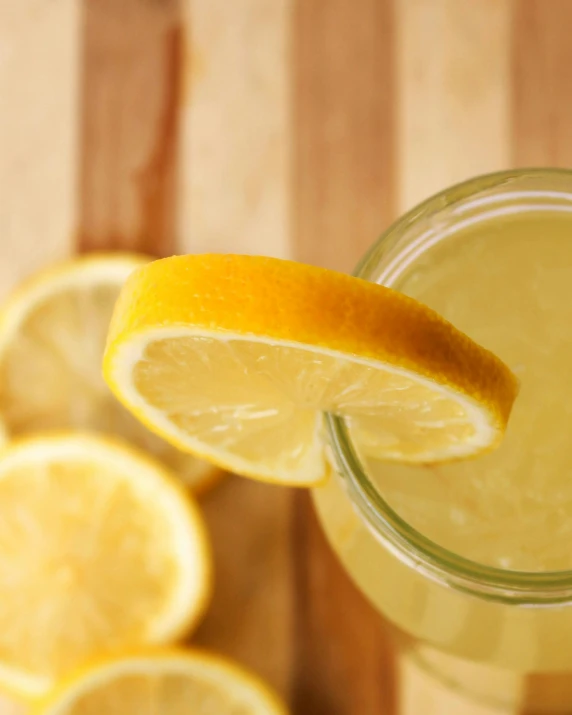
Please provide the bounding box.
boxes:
[103,254,519,486]
[0,254,220,493]
[0,434,211,698]
[32,649,288,715]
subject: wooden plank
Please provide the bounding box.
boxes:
[512,3,572,711]
[178,0,294,701]
[512,0,572,168]
[178,0,290,258]
[0,0,79,295]
[396,0,513,212]
[291,1,398,713]
[291,495,399,715]
[395,1,515,712]
[0,1,79,710]
[77,0,182,256]
[292,0,395,272]
[193,479,294,697]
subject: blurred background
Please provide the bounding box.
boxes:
[1,1,570,714]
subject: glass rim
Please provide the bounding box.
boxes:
[325,167,572,605]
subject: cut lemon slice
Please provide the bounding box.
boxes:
[103,254,519,486]
[0,254,220,493]
[32,649,287,715]
[0,434,211,698]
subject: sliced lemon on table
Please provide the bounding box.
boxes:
[0,254,220,493]
[0,434,211,698]
[103,254,518,486]
[32,649,287,715]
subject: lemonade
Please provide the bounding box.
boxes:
[314,170,572,707]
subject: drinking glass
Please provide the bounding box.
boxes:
[314,169,572,712]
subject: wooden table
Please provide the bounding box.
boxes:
[2,1,572,713]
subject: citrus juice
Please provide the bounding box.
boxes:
[313,172,572,702]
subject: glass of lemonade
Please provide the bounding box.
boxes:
[314,169,572,711]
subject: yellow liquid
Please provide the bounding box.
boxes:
[314,210,572,683]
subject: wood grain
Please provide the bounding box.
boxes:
[292,0,395,272]
[395,0,513,212]
[78,0,182,256]
[394,2,519,711]
[291,495,398,715]
[512,3,572,712]
[0,2,79,711]
[79,0,295,704]
[194,478,294,697]
[176,0,295,701]
[512,0,572,168]
[0,0,79,297]
[291,1,398,714]
[179,0,290,258]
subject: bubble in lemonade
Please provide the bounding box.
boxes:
[313,177,572,698]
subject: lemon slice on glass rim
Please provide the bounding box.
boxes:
[103,254,519,487]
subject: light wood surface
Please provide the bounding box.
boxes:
[2,1,572,713]
[0,0,78,297]
[395,0,513,210]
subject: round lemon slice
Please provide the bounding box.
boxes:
[0,254,220,493]
[32,649,287,715]
[104,254,518,486]
[0,434,211,698]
